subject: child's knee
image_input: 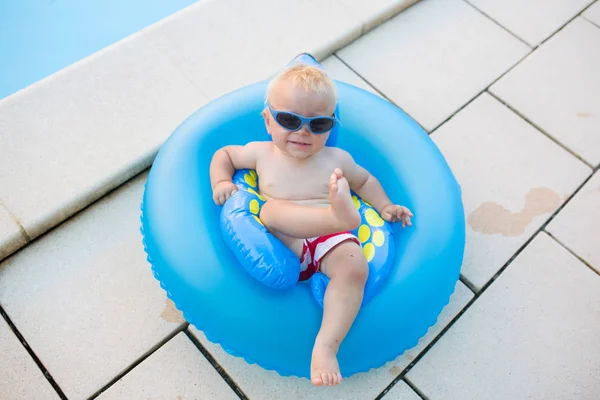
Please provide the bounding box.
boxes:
[344,259,369,284]
[324,243,369,284]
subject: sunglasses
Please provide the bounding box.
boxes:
[266,103,338,134]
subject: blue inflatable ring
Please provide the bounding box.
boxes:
[141,77,465,378]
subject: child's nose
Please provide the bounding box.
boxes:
[298,124,311,135]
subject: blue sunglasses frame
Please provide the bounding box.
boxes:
[266,103,339,134]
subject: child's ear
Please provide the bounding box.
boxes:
[262,108,272,135]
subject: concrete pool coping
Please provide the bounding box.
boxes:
[0,0,419,261]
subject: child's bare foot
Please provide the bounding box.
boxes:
[311,340,342,386]
[329,168,361,231]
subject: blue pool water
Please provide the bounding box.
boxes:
[0,0,198,99]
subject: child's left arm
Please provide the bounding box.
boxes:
[342,153,413,228]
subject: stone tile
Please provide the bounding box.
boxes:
[0,203,27,261]
[145,0,362,101]
[406,233,600,400]
[321,56,383,98]
[491,18,600,166]
[337,0,530,131]
[468,0,593,46]
[0,32,208,241]
[547,171,600,273]
[431,93,591,290]
[340,0,420,33]
[584,1,600,26]
[188,281,471,400]
[0,173,186,400]
[0,318,59,400]
[97,333,237,400]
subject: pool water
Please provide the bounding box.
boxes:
[0,0,198,99]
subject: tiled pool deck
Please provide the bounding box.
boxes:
[1,0,599,399]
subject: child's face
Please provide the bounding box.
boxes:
[263,81,336,159]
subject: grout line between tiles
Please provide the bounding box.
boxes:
[458,275,478,294]
[486,91,594,169]
[88,323,188,400]
[583,15,600,29]
[462,0,533,48]
[544,229,600,277]
[184,328,250,400]
[401,377,430,400]
[464,0,597,51]
[0,305,68,400]
[534,1,599,49]
[427,48,531,134]
[374,166,596,398]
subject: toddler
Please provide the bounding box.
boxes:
[210,64,412,386]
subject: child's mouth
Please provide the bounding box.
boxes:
[289,140,310,146]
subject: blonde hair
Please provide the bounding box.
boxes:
[266,63,337,103]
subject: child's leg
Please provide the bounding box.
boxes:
[259,169,360,238]
[311,240,369,386]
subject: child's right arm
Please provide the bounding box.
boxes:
[210,142,262,205]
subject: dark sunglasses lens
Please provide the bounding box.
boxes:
[276,113,302,130]
[310,118,334,133]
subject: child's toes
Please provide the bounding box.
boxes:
[329,372,339,386]
[312,375,323,386]
[330,173,338,185]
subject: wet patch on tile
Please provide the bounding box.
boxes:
[468,187,561,236]
[161,299,185,323]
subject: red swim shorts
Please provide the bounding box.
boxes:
[299,231,361,281]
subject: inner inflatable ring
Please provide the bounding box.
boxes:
[141,80,465,378]
[220,167,397,307]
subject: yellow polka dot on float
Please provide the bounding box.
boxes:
[365,209,384,227]
[249,199,260,215]
[363,243,375,262]
[372,230,385,247]
[358,224,371,243]
[244,173,257,188]
[247,188,266,201]
[352,195,361,210]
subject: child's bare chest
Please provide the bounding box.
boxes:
[257,158,337,202]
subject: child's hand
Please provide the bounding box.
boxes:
[381,204,413,228]
[213,181,238,205]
